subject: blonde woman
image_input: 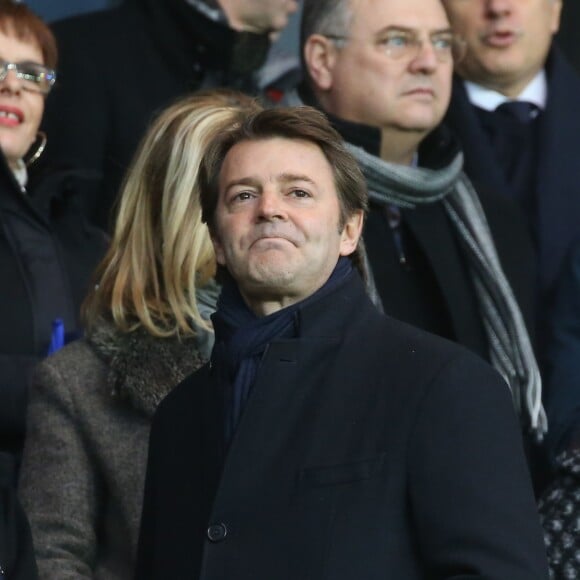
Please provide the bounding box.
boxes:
[18,89,258,580]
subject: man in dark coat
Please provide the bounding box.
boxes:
[41,0,299,229]
[294,0,544,437]
[441,0,579,336]
[135,105,549,579]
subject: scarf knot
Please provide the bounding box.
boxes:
[212,258,354,444]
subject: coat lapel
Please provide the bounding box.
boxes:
[403,203,487,355]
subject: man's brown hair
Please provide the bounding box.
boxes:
[199,105,369,275]
[200,105,368,227]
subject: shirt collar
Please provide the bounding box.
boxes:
[464,69,548,111]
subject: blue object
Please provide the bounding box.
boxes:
[47,318,65,355]
[26,0,120,23]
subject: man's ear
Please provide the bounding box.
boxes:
[303,34,337,91]
[339,210,364,257]
[551,0,563,35]
[210,228,227,267]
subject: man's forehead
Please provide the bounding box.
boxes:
[217,137,337,193]
[349,0,450,31]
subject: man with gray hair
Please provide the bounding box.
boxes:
[295,0,545,441]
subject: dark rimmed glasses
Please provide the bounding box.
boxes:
[325,29,467,64]
[0,60,56,95]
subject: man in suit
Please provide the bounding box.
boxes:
[134,105,549,579]
[293,0,544,436]
[442,0,580,333]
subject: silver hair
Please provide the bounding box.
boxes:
[300,0,354,81]
[300,0,353,47]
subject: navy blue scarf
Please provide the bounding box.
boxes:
[211,257,353,445]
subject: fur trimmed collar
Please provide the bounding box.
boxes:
[88,320,211,417]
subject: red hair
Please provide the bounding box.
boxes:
[0,0,57,69]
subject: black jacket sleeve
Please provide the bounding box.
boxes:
[0,452,38,579]
[408,354,549,579]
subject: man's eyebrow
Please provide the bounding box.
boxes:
[223,176,261,193]
[374,25,454,36]
[277,173,317,186]
[224,173,317,191]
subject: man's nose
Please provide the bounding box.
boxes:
[409,40,439,74]
[486,0,512,18]
[257,189,287,220]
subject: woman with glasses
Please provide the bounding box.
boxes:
[0,1,106,464]
[18,89,257,579]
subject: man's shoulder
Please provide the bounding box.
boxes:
[154,362,212,416]
[51,6,136,48]
[354,308,496,380]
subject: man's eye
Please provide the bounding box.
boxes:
[382,34,410,48]
[432,35,453,51]
[235,191,254,200]
[290,189,310,198]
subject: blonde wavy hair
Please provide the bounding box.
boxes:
[83,89,259,337]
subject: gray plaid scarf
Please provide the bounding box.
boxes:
[346,142,547,438]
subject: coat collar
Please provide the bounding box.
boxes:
[88,319,210,417]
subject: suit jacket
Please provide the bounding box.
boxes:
[444,47,580,314]
[135,272,548,579]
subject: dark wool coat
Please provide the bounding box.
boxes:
[332,116,536,362]
[18,321,212,579]
[41,0,274,230]
[136,273,549,580]
[0,153,106,456]
[444,47,580,321]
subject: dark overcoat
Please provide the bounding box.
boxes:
[135,273,548,580]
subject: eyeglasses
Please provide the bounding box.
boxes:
[0,60,56,95]
[325,29,467,63]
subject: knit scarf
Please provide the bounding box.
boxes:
[346,142,547,438]
[212,257,353,445]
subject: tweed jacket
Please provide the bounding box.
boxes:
[18,320,213,579]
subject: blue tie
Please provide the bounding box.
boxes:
[495,101,539,124]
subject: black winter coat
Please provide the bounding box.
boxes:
[0,153,107,455]
[41,0,273,229]
[136,272,549,579]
